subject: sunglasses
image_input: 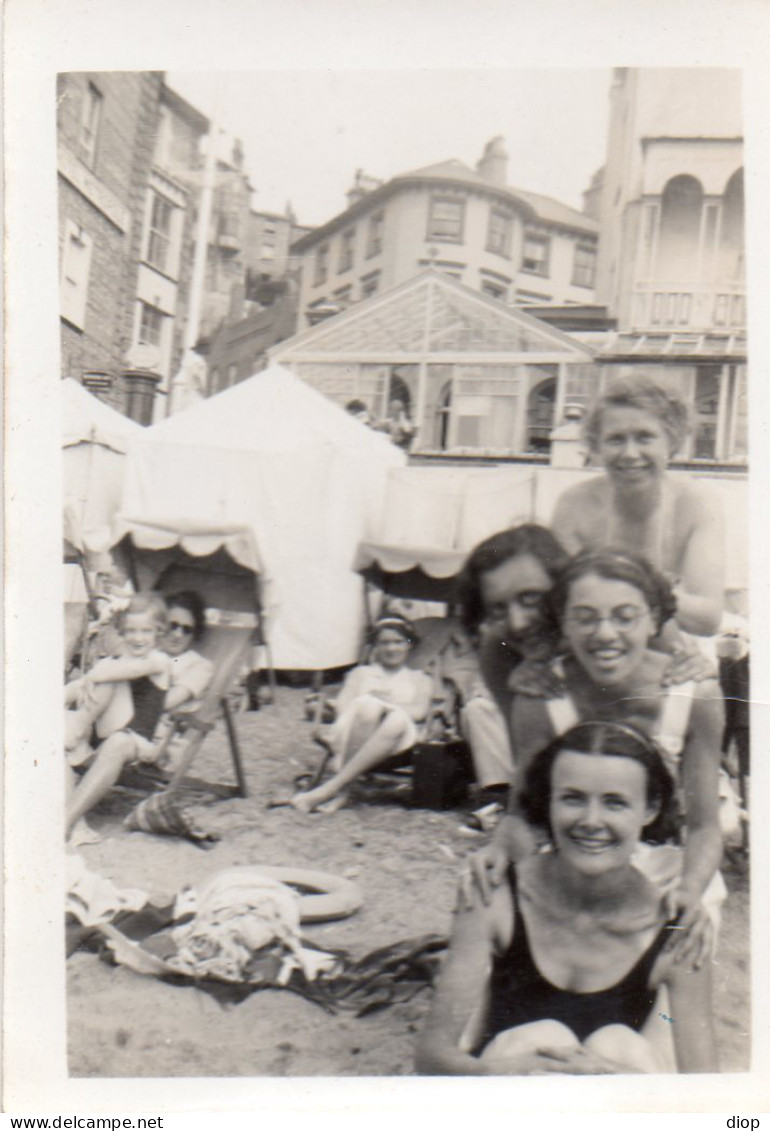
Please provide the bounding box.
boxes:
[168,620,195,635]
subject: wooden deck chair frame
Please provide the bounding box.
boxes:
[64,538,99,674]
[112,521,274,799]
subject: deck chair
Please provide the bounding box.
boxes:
[296,541,474,808]
[111,519,272,800]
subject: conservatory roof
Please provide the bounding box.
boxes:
[270,270,595,366]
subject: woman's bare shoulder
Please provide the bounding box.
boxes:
[555,474,607,506]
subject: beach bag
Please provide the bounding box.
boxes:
[411,739,472,810]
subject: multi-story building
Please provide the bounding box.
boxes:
[57,71,164,418]
[130,83,209,421]
[591,68,746,463]
[291,138,599,330]
[243,205,313,291]
[195,205,313,396]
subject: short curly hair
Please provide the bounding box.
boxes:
[549,549,677,634]
[583,375,691,456]
[519,720,679,845]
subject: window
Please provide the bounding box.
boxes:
[487,208,512,257]
[366,211,384,258]
[146,192,175,274]
[79,82,102,167]
[138,301,165,349]
[521,232,550,276]
[261,224,276,260]
[333,285,353,309]
[361,272,380,299]
[314,243,329,286]
[693,366,720,458]
[481,279,508,302]
[60,222,93,329]
[338,227,356,273]
[427,196,465,242]
[572,243,597,288]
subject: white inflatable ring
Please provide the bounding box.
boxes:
[212,864,363,923]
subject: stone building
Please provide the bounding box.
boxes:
[129,84,209,421]
[591,68,746,463]
[291,138,599,330]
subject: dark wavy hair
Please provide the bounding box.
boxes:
[519,720,679,845]
[582,374,691,456]
[165,589,208,642]
[549,549,677,634]
[455,524,569,635]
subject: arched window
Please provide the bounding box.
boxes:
[388,371,412,415]
[657,175,704,281]
[435,381,452,450]
[526,377,557,453]
[719,168,744,281]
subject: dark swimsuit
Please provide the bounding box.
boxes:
[128,675,167,740]
[477,867,672,1051]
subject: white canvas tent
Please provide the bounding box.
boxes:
[120,363,405,669]
[63,377,142,552]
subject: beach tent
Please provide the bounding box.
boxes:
[120,363,405,669]
[63,378,142,552]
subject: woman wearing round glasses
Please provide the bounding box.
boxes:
[551,376,725,637]
[473,549,724,966]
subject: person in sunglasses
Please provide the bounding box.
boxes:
[65,590,213,840]
[159,591,213,718]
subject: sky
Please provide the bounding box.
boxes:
[166,69,613,227]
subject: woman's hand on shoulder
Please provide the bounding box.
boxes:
[661,886,714,971]
[457,839,511,910]
[660,637,716,687]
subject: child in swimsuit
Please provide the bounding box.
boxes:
[65,593,171,839]
[416,721,717,1075]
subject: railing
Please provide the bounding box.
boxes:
[631,281,745,332]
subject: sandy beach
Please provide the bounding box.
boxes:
[67,684,750,1078]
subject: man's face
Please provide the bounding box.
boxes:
[479,552,553,653]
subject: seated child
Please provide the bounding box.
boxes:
[65,592,171,839]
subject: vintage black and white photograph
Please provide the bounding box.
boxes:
[54,63,750,1080]
[7,0,770,1116]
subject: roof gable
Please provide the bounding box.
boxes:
[272,271,593,361]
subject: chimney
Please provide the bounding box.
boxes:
[345,169,383,208]
[476,136,508,187]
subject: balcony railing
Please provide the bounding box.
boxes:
[631,281,745,332]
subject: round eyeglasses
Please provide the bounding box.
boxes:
[564,607,648,634]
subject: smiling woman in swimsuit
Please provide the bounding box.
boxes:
[416,720,717,1076]
[550,376,725,637]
